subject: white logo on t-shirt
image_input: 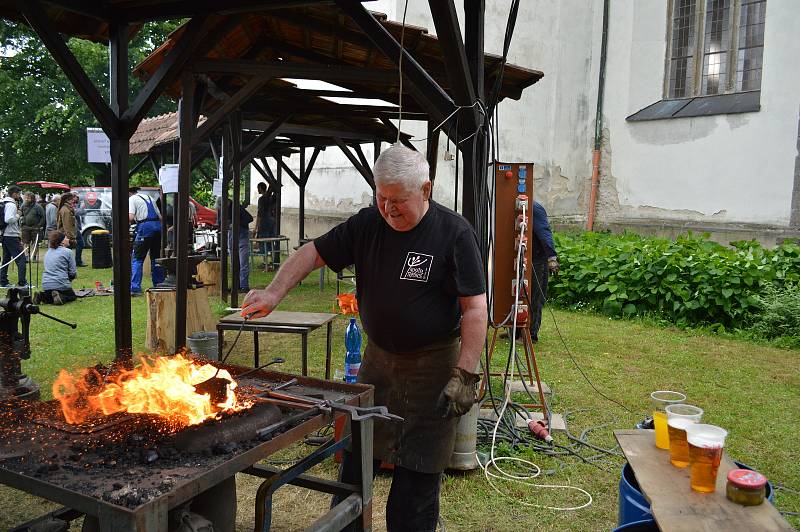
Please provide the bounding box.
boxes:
[400,252,433,282]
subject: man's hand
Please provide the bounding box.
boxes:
[439,367,480,418]
[241,289,280,319]
[547,257,560,275]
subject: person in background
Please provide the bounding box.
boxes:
[56,193,78,249]
[241,144,487,531]
[35,230,77,305]
[74,197,86,267]
[254,181,279,269]
[45,193,60,238]
[128,187,165,294]
[20,191,45,262]
[217,198,252,292]
[0,185,27,288]
[529,201,559,342]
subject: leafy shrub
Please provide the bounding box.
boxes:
[750,284,800,348]
[549,231,800,329]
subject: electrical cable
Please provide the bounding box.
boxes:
[478,210,593,511]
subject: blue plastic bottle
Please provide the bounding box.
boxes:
[344,317,362,383]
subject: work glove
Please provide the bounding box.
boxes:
[547,257,560,275]
[439,367,480,418]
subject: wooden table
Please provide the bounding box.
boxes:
[217,311,338,379]
[250,236,290,270]
[615,429,793,531]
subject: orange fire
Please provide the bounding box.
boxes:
[52,354,248,427]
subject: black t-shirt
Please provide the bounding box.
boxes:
[315,201,485,353]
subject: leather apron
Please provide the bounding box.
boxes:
[357,337,460,474]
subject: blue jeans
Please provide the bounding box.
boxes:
[227,228,250,290]
[75,229,85,266]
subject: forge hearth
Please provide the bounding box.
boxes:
[0,365,372,530]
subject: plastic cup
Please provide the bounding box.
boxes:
[650,391,686,449]
[666,404,704,467]
[686,424,728,493]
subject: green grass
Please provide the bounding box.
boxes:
[1,260,798,530]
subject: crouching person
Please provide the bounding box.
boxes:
[37,231,77,305]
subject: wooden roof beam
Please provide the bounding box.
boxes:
[333,137,374,190]
[192,74,270,147]
[242,120,391,142]
[428,0,479,129]
[239,113,291,167]
[123,15,211,137]
[192,59,398,84]
[335,0,457,131]
[19,0,120,137]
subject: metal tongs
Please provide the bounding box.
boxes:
[258,388,403,423]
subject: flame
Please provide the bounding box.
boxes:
[52,354,248,426]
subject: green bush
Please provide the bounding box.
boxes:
[750,284,800,348]
[549,231,800,329]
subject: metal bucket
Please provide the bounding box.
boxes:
[618,463,652,526]
[612,519,658,531]
[186,331,219,361]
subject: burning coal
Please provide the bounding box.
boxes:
[52,355,250,426]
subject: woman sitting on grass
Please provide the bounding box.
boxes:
[37,231,77,305]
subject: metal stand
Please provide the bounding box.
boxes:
[481,325,548,419]
[245,415,373,531]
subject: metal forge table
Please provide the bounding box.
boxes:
[218,311,338,380]
[0,366,375,532]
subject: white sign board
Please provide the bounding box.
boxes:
[86,128,110,163]
[158,164,179,194]
[213,178,223,197]
[217,156,224,180]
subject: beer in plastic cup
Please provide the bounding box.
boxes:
[686,424,728,493]
[650,390,686,449]
[666,404,704,467]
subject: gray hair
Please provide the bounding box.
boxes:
[373,143,429,190]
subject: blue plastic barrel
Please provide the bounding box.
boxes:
[618,463,651,526]
[613,519,658,532]
[618,460,775,527]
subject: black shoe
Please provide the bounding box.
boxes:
[32,292,42,305]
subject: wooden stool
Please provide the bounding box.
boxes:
[146,286,216,353]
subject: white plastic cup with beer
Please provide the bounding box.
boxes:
[686,424,728,493]
[650,391,686,449]
[665,404,704,467]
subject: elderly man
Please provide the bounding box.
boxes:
[242,144,487,531]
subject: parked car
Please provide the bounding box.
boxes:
[72,186,216,247]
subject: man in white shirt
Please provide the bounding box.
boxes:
[1,185,27,288]
[128,187,165,294]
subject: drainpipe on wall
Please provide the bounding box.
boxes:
[587,0,609,231]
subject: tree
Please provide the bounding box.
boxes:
[0,20,181,187]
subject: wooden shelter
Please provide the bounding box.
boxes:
[0,0,542,362]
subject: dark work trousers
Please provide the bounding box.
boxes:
[529,261,549,342]
[75,229,85,266]
[1,235,27,286]
[334,452,442,532]
[42,288,77,304]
